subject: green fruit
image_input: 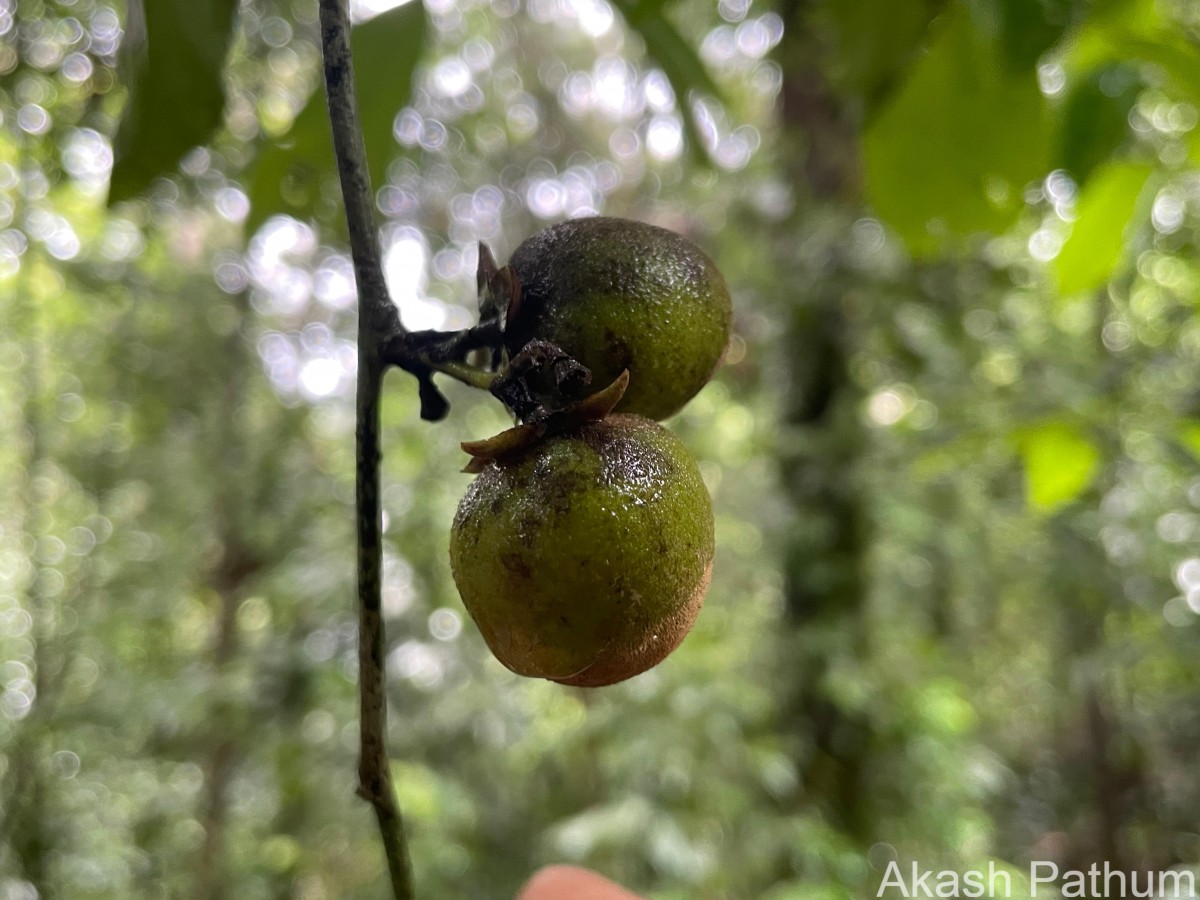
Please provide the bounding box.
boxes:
[504,217,732,421]
[449,414,714,687]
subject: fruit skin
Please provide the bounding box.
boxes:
[504,217,732,421]
[449,414,714,687]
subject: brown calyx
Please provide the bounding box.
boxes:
[460,370,631,473]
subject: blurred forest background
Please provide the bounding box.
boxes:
[3,0,1200,897]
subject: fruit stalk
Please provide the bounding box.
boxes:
[318,1,414,897]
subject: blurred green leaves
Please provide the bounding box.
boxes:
[863,6,1051,256]
[615,0,724,164]
[108,1,428,228]
[109,0,239,204]
[1092,34,1200,110]
[245,2,428,232]
[1053,160,1153,297]
[1015,422,1100,513]
[860,0,1199,263]
[1061,0,1200,168]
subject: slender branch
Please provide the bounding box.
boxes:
[318,1,414,897]
[354,357,414,898]
[320,0,404,341]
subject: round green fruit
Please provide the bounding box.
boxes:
[449,414,714,687]
[504,217,732,421]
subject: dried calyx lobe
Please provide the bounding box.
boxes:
[476,240,597,423]
[460,370,630,473]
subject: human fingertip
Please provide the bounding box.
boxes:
[516,864,645,900]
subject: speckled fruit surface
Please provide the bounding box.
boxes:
[449,414,714,687]
[504,217,731,421]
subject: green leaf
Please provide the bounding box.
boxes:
[1053,160,1153,297]
[863,6,1051,256]
[1060,0,1157,73]
[243,2,427,233]
[1179,424,1200,462]
[1016,422,1100,512]
[816,0,941,115]
[974,0,1084,71]
[1055,63,1142,183]
[109,0,239,204]
[1114,35,1200,104]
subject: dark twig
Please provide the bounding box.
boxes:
[379,322,502,368]
[318,1,414,897]
[382,323,504,418]
[320,0,402,343]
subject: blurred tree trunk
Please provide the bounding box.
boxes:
[772,0,873,842]
[1040,518,1150,878]
[195,297,256,900]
